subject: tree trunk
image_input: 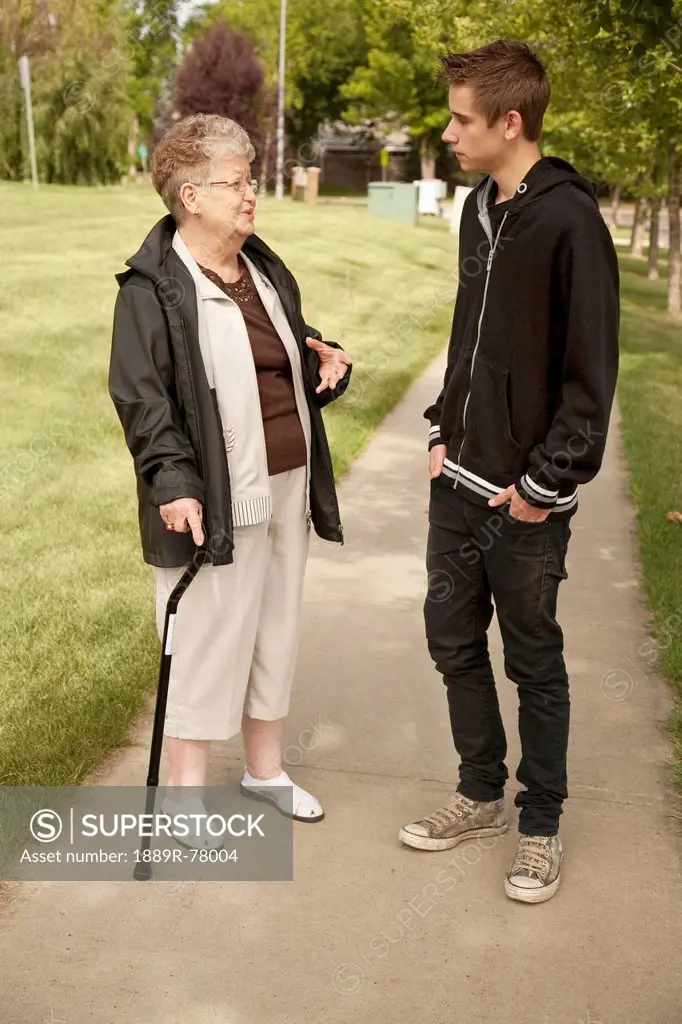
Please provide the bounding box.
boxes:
[610,184,621,228]
[648,195,661,280]
[668,146,681,317]
[630,197,647,256]
[420,137,436,179]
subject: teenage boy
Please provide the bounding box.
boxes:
[399,40,620,904]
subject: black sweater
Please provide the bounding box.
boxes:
[425,157,620,518]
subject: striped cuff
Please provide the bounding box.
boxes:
[516,473,559,509]
[428,424,443,451]
[231,495,272,527]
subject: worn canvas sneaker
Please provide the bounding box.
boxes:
[399,792,507,851]
[504,834,564,903]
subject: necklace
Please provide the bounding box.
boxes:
[199,260,256,304]
[221,271,255,303]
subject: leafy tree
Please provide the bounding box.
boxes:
[0,0,134,183]
[0,0,65,179]
[38,0,134,183]
[0,63,24,179]
[340,0,450,177]
[37,53,132,184]
[185,0,369,152]
[567,0,682,313]
[576,0,677,52]
[126,0,183,145]
[383,0,682,314]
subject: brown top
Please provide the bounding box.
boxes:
[199,259,307,477]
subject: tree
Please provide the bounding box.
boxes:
[573,57,681,314]
[0,0,65,179]
[0,61,24,180]
[169,22,268,170]
[185,0,369,153]
[647,155,666,279]
[383,0,682,313]
[39,0,134,184]
[340,0,451,177]
[577,0,677,52]
[569,0,682,311]
[125,0,182,168]
[126,0,181,135]
[668,145,681,316]
[38,56,132,184]
[0,0,134,184]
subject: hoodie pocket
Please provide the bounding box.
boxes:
[464,357,521,476]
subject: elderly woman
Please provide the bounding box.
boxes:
[109,114,351,845]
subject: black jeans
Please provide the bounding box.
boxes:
[424,482,571,836]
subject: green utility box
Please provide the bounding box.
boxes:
[367,182,419,226]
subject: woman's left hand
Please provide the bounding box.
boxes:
[306,337,352,393]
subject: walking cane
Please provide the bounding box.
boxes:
[133,542,210,881]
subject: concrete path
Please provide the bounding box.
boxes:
[2,354,681,1024]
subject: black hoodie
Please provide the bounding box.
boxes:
[425,157,620,517]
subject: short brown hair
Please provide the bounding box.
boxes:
[150,113,256,222]
[438,40,550,141]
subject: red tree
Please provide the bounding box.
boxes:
[167,23,269,172]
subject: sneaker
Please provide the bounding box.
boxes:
[399,792,507,851]
[504,834,563,903]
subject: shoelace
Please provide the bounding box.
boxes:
[511,836,553,877]
[422,796,474,829]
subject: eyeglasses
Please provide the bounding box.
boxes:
[194,179,259,195]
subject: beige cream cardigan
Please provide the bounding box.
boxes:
[171,231,312,527]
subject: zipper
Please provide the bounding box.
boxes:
[453,212,509,490]
[178,317,206,485]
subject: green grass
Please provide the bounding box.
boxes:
[0,182,455,786]
[617,253,682,788]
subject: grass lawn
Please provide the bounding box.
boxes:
[0,182,456,786]
[616,252,682,788]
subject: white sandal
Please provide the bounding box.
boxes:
[160,795,224,851]
[240,769,325,823]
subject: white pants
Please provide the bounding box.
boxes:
[152,467,310,740]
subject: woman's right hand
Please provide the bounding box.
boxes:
[159,498,205,545]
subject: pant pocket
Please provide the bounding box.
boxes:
[560,520,571,579]
[546,520,570,582]
[152,566,184,640]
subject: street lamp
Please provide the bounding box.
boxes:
[275,0,287,200]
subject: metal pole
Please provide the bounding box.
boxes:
[275,0,287,200]
[18,56,38,188]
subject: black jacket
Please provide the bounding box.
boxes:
[109,215,350,567]
[425,157,620,518]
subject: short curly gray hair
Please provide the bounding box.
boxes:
[151,113,256,222]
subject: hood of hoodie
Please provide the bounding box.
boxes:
[476,156,598,244]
